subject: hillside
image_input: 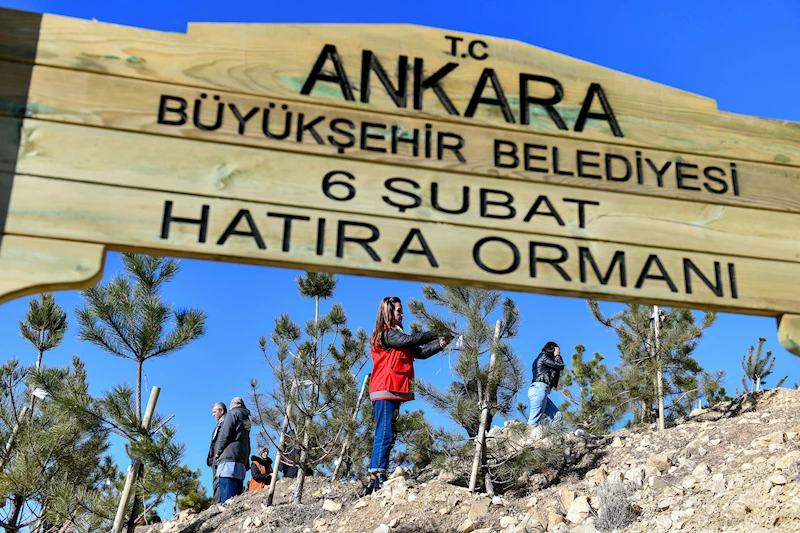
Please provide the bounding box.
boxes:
[139,388,800,533]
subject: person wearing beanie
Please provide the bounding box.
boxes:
[249,447,273,492]
[213,397,251,503]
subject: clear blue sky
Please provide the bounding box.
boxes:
[1,0,799,510]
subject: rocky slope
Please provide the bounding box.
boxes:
[139,388,800,533]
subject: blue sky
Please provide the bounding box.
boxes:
[1,0,799,510]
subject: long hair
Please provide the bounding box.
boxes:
[541,341,559,355]
[371,296,401,348]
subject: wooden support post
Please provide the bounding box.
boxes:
[111,386,160,533]
[331,373,370,481]
[469,320,501,493]
[265,382,296,507]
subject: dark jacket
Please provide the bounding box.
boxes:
[369,329,443,402]
[532,351,565,388]
[250,455,273,483]
[206,416,224,467]
[213,405,251,466]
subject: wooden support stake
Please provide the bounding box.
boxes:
[111,386,160,533]
[331,373,370,481]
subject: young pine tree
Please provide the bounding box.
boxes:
[409,285,525,494]
[76,254,206,531]
[250,272,369,504]
[588,302,718,428]
[558,345,623,435]
[0,356,110,533]
[739,337,787,393]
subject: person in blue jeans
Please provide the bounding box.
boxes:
[528,342,565,429]
[365,296,451,495]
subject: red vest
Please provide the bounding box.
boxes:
[369,335,415,402]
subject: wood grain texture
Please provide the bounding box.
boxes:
[1,63,798,214]
[3,118,800,266]
[3,173,800,316]
[778,315,800,357]
[0,7,798,167]
[0,234,105,304]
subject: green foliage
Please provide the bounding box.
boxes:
[409,285,525,491]
[559,345,623,435]
[250,272,369,501]
[172,466,213,514]
[410,286,523,433]
[76,254,206,419]
[75,254,207,527]
[588,301,718,426]
[739,337,785,393]
[1,356,112,533]
[18,292,68,362]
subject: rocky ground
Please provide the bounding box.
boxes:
[137,388,800,533]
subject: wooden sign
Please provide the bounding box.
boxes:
[0,8,798,356]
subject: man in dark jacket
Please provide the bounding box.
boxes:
[527,341,565,428]
[206,402,226,504]
[213,397,251,503]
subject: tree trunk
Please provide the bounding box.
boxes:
[125,490,143,533]
[292,417,311,504]
[5,493,25,533]
[469,320,501,492]
[136,360,143,422]
[0,406,30,474]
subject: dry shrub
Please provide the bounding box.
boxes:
[594,479,637,531]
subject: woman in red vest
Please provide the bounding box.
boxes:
[365,296,452,494]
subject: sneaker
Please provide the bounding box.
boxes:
[574,429,588,438]
[363,473,387,496]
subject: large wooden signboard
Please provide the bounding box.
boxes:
[1,8,799,355]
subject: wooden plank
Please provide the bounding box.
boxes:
[3,118,800,266]
[1,63,799,214]
[0,234,105,304]
[0,8,798,167]
[3,173,800,316]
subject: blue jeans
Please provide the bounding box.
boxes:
[218,477,243,503]
[527,382,562,426]
[369,400,400,473]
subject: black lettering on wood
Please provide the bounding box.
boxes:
[360,50,408,108]
[579,248,626,286]
[529,242,571,281]
[473,237,520,274]
[392,228,438,267]
[519,74,567,129]
[635,255,677,292]
[300,44,355,101]
[573,83,623,137]
[157,95,188,126]
[464,68,515,123]
[216,209,266,249]
[413,59,459,115]
[160,200,209,243]
[267,213,311,252]
[683,259,723,297]
[336,220,381,261]
[523,196,564,225]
